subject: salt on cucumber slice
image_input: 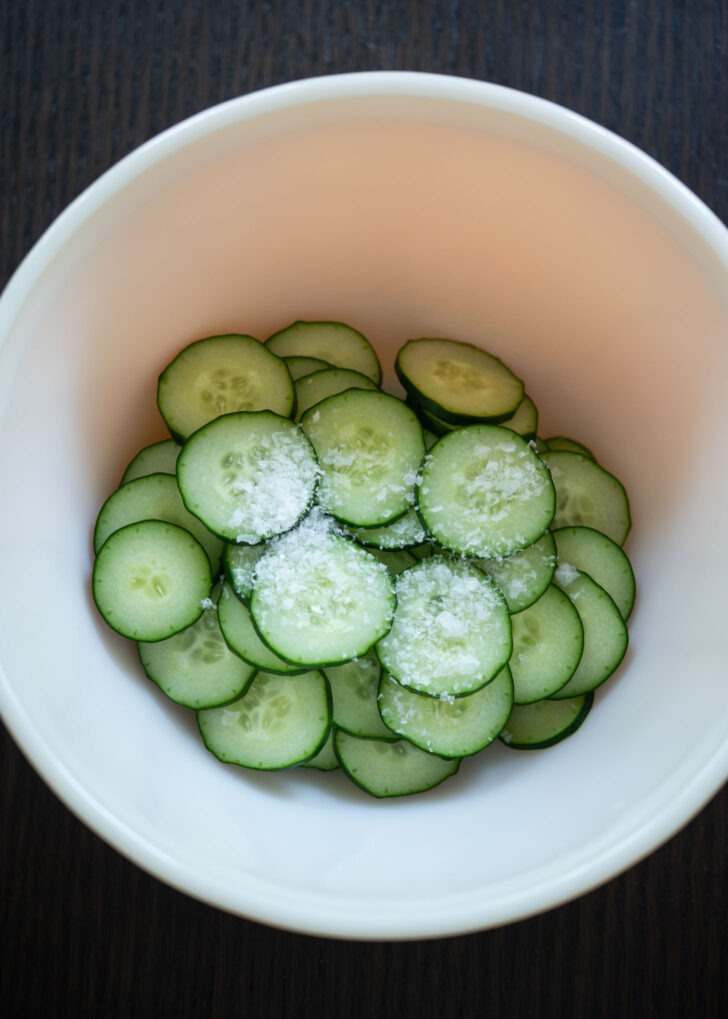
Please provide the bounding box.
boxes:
[250,510,396,666]
[92,520,212,642]
[375,555,512,698]
[509,584,584,704]
[157,334,295,440]
[500,693,593,749]
[378,664,514,758]
[294,367,379,419]
[396,337,524,424]
[217,582,307,674]
[417,425,555,558]
[222,541,267,603]
[121,438,180,484]
[93,472,223,569]
[346,508,429,551]
[474,530,557,614]
[551,565,628,698]
[334,730,460,798]
[301,389,425,528]
[266,320,382,385]
[284,355,333,380]
[323,650,393,739]
[197,669,331,770]
[542,450,631,545]
[138,586,255,709]
[553,525,636,621]
[176,411,319,544]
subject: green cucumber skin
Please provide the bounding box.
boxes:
[500,693,594,750]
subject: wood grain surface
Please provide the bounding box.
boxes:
[1,2,726,1016]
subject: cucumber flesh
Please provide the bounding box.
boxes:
[93,520,212,642]
[474,530,557,613]
[500,693,594,749]
[266,320,382,384]
[334,730,459,798]
[324,650,393,739]
[509,584,584,703]
[198,669,331,770]
[378,664,514,758]
[542,450,631,545]
[121,438,180,484]
[294,367,378,419]
[157,333,295,440]
[417,425,555,558]
[553,525,636,620]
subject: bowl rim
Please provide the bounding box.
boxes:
[1,70,727,940]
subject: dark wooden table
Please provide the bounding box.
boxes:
[2,3,726,1016]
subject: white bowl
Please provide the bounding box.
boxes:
[1,72,727,940]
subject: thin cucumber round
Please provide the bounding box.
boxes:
[301,389,425,528]
[509,584,584,704]
[500,693,594,749]
[121,438,180,484]
[266,320,382,384]
[333,730,460,798]
[294,366,379,419]
[157,334,295,440]
[551,565,628,697]
[345,508,429,551]
[301,731,340,771]
[92,520,212,642]
[198,669,331,770]
[501,394,539,438]
[544,436,595,458]
[542,450,631,545]
[553,525,636,620]
[217,582,307,674]
[375,555,512,698]
[284,355,333,380]
[176,411,319,544]
[417,425,555,558]
[378,664,514,758]
[222,541,267,603]
[250,511,396,666]
[324,650,393,739]
[396,337,524,424]
[474,530,557,614]
[93,472,223,569]
[138,587,255,709]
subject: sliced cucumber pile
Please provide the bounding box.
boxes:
[92,325,636,798]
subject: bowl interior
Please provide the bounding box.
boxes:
[1,74,727,939]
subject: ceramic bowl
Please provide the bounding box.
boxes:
[1,72,727,939]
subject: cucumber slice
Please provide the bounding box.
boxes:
[553,525,636,621]
[334,730,460,798]
[542,450,631,545]
[501,394,539,438]
[222,541,267,603]
[121,438,180,484]
[157,334,295,440]
[197,669,331,770]
[378,664,514,758]
[323,650,393,739]
[417,425,555,558]
[138,586,255,708]
[474,530,557,613]
[250,510,396,666]
[176,411,319,544]
[366,547,418,575]
[217,582,307,674]
[284,355,333,380]
[301,731,340,771]
[294,367,379,419]
[551,566,628,697]
[375,555,511,698]
[500,693,594,749]
[346,508,429,551]
[266,321,382,384]
[545,436,595,458]
[396,338,524,424]
[93,472,223,569]
[301,389,425,528]
[92,520,212,642]
[509,584,584,703]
